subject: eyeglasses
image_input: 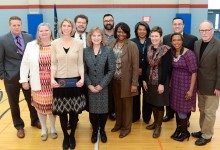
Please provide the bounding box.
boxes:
[199,28,213,33]
[104,20,114,23]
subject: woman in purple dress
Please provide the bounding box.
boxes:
[170,32,197,142]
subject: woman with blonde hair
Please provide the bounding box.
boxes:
[20,23,57,141]
[51,18,86,150]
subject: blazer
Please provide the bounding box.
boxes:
[84,45,116,113]
[163,33,198,51]
[20,40,43,90]
[0,32,32,83]
[194,37,220,95]
[110,39,139,98]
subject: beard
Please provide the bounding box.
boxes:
[104,24,114,30]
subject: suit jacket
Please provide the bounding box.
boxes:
[194,37,220,95]
[0,32,32,83]
[110,39,139,98]
[83,45,116,113]
[20,41,43,90]
[163,33,198,51]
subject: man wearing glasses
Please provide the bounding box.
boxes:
[163,17,198,123]
[192,20,220,146]
[73,14,88,48]
[103,14,116,121]
[103,14,115,45]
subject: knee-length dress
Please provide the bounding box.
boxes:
[170,50,197,114]
[32,46,53,115]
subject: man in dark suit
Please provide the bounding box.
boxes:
[0,16,40,138]
[192,20,220,146]
[163,17,198,122]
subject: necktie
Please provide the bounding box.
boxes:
[15,36,23,55]
[79,35,82,40]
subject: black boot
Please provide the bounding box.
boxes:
[171,114,181,139]
[62,134,70,150]
[59,114,70,150]
[91,131,98,143]
[171,125,181,139]
[100,114,108,143]
[173,118,190,142]
[100,130,107,143]
[69,113,78,150]
[153,110,164,138]
[89,113,99,143]
[146,106,157,130]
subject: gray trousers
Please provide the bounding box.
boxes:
[198,91,219,139]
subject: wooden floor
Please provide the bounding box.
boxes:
[0,80,220,150]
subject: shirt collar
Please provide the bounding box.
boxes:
[11,32,22,39]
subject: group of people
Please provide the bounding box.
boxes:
[0,13,219,150]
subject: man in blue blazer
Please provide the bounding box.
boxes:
[0,16,40,138]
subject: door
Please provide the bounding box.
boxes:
[208,10,220,39]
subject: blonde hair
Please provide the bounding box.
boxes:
[59,18,75,36]
[36,23,53,46]
[87,27,106,47]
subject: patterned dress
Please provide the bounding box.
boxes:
[170,50,197,114]
[32,46,53,115]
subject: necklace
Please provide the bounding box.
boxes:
[173,47,184,62]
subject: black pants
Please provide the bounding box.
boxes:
[89,113,108,132]
[133,85,152,122]
[4,80,39,130]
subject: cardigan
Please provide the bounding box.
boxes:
[51,38,84,78]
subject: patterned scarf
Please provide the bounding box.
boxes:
[147,43,170,85]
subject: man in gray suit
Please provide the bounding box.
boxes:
[0,16,40,138]
[192,20,220,146]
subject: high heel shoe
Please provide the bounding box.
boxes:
[171,126,181,139]
[173,131,190,142]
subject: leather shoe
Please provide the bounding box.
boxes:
[91,131,98,143]
[100,131,107,143]
[31,122,41,129]
[163,115,174,122]
[195,137,211,146]
[111,126,120,132]
[191,131,202,138]
[109,113,116,121]
[17,129,25,138]
[119,129,131,138]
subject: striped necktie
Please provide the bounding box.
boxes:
[15,36,23,55]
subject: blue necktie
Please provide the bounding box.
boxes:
[16,36,23,55]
